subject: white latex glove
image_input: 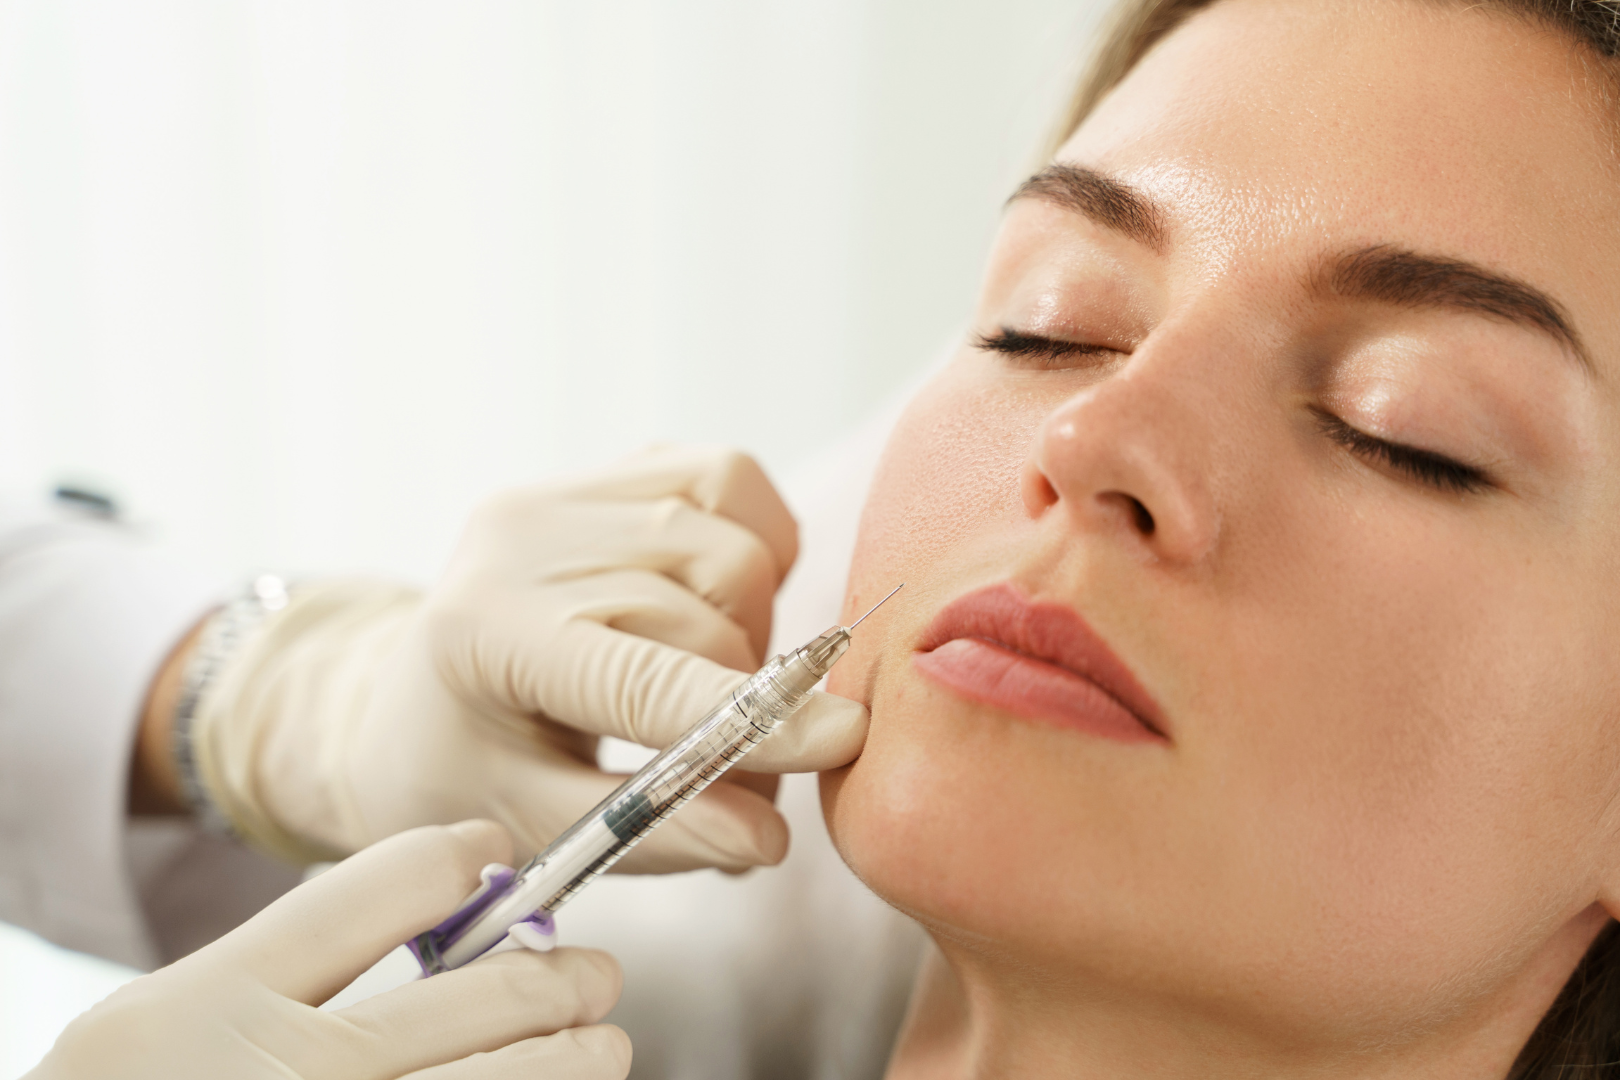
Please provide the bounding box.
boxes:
[27,821,630,1080]
[193,445,869,867]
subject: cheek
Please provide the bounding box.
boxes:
[824,355,1053,896]
[1169,472,1620,1001]
[843,355,1045,617]
[828,356,1048,713]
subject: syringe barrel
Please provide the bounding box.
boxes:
[416,636,843,973]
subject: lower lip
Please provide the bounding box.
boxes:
[913,638,1163,743]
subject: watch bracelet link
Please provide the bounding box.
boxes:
[170,574,292,837]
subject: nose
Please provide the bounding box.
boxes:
[1021,365,1220,567]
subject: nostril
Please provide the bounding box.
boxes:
[1128,496,1156,536]
[1096,491,1155,537]
[1021,462,1062,518]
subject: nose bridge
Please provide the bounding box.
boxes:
[1093,312,1239,446]
[1026,314,1237,566]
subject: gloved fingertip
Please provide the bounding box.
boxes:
[569,948,624,1012]
[805,690,871,728]
[446,817,500,840]
[572,1024,633,1073]
[445,819,514,864]
[678,808,787,870]
[713,784,789,866]
[746,807,790,867]
[743,690,869,773]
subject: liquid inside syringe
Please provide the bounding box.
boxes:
[410,584,902,974]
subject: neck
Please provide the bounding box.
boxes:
[883,916,1604,1080]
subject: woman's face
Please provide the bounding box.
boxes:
[825,0,1620,1056]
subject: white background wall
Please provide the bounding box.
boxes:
[0,0,1109,587]
[0,2,1112,1074]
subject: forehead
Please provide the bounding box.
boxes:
[1060,0,1620,357]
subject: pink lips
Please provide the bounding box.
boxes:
[913,583,1167,743]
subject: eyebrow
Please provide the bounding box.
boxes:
[1009,164,1166,251]
[1012,165,1590,373]
[1319,246,1590,370]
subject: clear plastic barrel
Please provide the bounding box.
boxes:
[419,628,849,973]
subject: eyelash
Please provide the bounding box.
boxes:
[977,329,1493,496]
[1310,408,1490,495]
[977,330,1490,496]
[973,327,1114,367]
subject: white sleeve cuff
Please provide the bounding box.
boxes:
[0,510,224,969]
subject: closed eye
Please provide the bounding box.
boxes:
[1311,408,1491,495]
[973,327,1116,368]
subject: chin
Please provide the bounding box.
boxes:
[819,756,973,942]
[820,665,1134,961]
[820,664,1449,1043]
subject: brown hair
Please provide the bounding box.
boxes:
[1051,0,1620,156]
[1052,1,1620,1075]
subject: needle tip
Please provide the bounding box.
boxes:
[848,583,904,631]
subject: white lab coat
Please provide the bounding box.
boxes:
[0,497,303,972]
[0,409,923,1079]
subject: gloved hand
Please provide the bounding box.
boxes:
[27,821,630,1080]
[191,445,869,867]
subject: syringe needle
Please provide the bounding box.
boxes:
[848,584,904,631]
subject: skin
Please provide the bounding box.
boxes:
[130,619,203,816]
[822,1,1620,1076]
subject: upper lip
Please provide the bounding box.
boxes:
[916,582,1168,738]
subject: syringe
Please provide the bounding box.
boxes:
[409,584,903,974]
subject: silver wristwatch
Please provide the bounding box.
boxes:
[170,574,292,836]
